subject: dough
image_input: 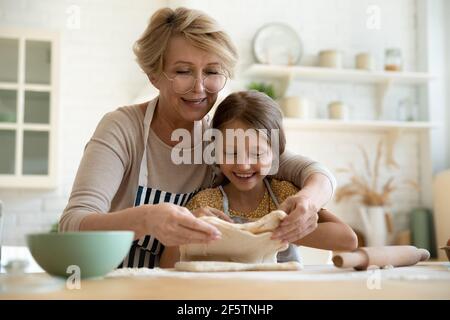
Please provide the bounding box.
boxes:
[175,261,302,272]
[179,210,289,264]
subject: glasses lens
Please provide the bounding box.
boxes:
[204,74,227,93]
[172,74,194,94]
[171,74,227,94]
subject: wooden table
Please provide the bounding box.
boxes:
[1,262,449,300]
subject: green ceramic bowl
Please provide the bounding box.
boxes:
[27,231,134,279]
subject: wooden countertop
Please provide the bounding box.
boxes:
[1,262,449,300]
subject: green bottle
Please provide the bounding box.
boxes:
[410,208,436,258]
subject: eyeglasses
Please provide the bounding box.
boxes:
[162,72,227,94]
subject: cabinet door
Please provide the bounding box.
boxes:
[0,130,16,174]
[25,40,51,85]
[0,38,19,82]
[23,130,49,175]
[0,37,19,123]
[24,91,50,124]
[0,30,58,188]
[0,89,17,123]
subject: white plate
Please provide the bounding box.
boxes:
[253,23,303,65]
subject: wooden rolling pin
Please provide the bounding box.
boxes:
[332,246,430,270]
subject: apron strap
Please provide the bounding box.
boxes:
[138,100,156,187]
[264,178,280,207]
[218,185,229,214]
[138,98,204,187]
[220,178,280,216]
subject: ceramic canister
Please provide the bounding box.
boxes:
[355,52,375,71]
[319,50,343,68]
[281,96,311,119]
[328,101,349,120]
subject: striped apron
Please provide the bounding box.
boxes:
[118,100,198,268]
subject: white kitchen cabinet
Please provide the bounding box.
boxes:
[0,29,59,188]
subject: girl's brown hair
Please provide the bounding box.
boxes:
[212,91,286,155]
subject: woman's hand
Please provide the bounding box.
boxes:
[142,203,222,246]
[192,206,233,222]
[271,194,319,243]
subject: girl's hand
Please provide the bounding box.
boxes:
[271,194,319,243]
[142,203,222,246]
[192,206,233,222]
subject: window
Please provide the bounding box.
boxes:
[0,29,59,188]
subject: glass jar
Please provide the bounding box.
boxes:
[356,52,376,71]
[319,50,343,68]
[397,98,418,122]
[385,48,403,71]
[328,101,349,120]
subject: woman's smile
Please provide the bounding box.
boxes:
[181,97,208,108]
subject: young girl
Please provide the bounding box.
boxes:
[160,91,357,267]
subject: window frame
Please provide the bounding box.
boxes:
[0,28,59,188]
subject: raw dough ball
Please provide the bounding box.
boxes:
[180,210,288,264]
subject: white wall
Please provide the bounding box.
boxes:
[417,0,450,174]
[446,0,450,167]
[0,0,447,245]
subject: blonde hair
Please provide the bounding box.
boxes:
[133,7,238,77]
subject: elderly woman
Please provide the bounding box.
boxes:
[59,7,336,268]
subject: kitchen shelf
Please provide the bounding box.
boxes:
[244,64,434,85]
[244,64,435,119]
[282,118,437,132]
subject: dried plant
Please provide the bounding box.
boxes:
[335,138,419,207]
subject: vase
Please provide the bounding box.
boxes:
[280,96,311,119]
[359,206,388,246]
[355,52,376,71]
[328,101,349,120]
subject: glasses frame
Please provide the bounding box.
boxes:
[162,71,227,94]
